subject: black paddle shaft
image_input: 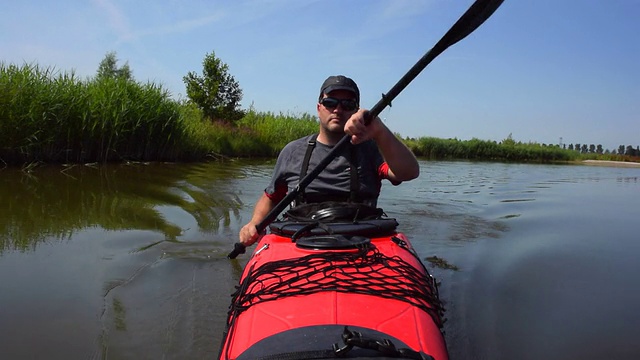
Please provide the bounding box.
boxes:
[228,0,505,259]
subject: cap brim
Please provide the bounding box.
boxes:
[323,85,358,98]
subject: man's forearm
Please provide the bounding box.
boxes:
[374,121,420,181]
[249,193,277,227]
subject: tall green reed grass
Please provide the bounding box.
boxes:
[404,136,581,162]
[0,63,207,165]
[0,63,319,165]
[193,110,317,158]
[1,62,633,166]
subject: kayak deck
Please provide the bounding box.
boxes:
[219,225,448,360]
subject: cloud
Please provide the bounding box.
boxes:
[379,0,434,20]
[130,13,227,42]
[91,0,132,41]
[90,0,225,44]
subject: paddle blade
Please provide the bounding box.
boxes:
[370,0,506,117]
[438,0,505,52]
[227,242,246,259]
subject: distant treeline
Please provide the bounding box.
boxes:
[565,143,640,157]
[1,61,638,168]
[403,135,639,163]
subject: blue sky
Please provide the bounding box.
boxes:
[3,0,638,151]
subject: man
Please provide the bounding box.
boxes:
[239,75,419,245]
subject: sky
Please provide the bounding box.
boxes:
[2,0,639,151]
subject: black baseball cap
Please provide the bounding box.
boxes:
[319,75,360,104]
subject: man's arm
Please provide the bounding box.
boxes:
[239,192,277,245]
[345,109,420,182]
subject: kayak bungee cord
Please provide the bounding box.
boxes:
[228,0,505,259]
[221,242,446,360]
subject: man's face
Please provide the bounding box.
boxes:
[317,89,358,134]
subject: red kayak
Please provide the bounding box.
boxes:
[219,218,448,360]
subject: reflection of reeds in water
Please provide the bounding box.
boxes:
[0,163,244,253]
[112,298,127,331]
[426,256,460,271]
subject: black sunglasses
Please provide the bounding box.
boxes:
[320,97,358,111]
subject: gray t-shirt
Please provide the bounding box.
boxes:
[265,134,399,206]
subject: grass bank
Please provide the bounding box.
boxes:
[1,63,637,167]
[0,63,321,166]
[1,63,203,164]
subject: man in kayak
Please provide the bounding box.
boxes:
[239,75,420,246]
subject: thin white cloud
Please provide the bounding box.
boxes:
[91,0,133,41]
[165,13,226,33]
[91,0,225,43]
[131,13,226,40]
[379,0,435,20]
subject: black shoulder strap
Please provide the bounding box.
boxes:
[348,144,359,202]
[296,134,361,205]
[297,134,317,205]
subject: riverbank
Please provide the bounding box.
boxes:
[582,160,640,168]
[3,62,638,167]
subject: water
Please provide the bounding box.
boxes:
[1,161,639,359]
[405,162,640,360]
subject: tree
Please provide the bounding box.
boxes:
[625,145,637,156]
[501,133,516,146]
[183,51,244,122]
[596,144,603,154]
[96,51,133,80]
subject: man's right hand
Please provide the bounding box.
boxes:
[238,193,276,246]
[239,222,262,246]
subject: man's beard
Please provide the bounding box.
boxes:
[323,118,346,134]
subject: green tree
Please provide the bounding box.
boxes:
[596,144,603,154]
[501,133,516,146]
[96,51,133,80]
[625,145,635,156]
[183,51,244,122]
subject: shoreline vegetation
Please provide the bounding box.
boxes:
[2,62,639,170]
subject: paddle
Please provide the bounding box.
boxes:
[228,0,505,259]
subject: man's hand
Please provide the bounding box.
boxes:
[344,109,383,145]
[345,109,419,182]
[238,193,275,246]
[239,222,262,246]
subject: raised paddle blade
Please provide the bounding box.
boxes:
[369,0,505,117]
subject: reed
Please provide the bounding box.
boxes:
[404,136,580,163]
[2,62,636,166]
[0,63,208,165]
[236,109,318,155]
[0,63,317,164]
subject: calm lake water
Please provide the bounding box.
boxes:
[1,160,639,360]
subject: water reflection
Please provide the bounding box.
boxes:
[0,161,264,359]
[1,160,639,359]
[0,162,246,253]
